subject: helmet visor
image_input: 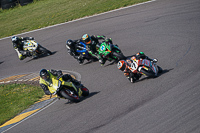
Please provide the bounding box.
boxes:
[85,38,91,44]
[41,75,49,80]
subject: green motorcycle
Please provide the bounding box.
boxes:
[97,41,125,63]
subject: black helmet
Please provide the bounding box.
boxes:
[40,69,50,80]
[66,39,75,48]
[11,36,20,43]
[136,52,145,60]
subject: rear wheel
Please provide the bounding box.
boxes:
[60,89,81,103]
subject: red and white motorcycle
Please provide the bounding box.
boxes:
[126,57,162,78]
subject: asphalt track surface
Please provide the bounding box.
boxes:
[0,0,200,132]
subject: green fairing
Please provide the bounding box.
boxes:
[97,42,121,60]
[98,42,111,56]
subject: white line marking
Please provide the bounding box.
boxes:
[0,0,156,41]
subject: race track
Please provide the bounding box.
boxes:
[0,0,200,132]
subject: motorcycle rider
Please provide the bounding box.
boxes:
[11,36,52,60]
[39,69,81,97]
[66,39,86,64]
[11,36,34,60]
[81,34,113,65]
[117,52,158,83]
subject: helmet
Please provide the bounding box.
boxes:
[82,34,91,45]
[66,39,74,48]
[117,60,127,71]
[40,69,50,80]
[11,36,19,43]
[136,52,145,60]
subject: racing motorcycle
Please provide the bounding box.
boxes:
[23,40,52,58]
[66,41,97,63]
[97,41,125,63]
[49,76,89,103]
[127,57,162,78]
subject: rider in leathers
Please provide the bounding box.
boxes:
[11,36,52,60]
[66,39,86,64]
[11,36,34,60]
[81,34,113,65]
[117,52,158,83]
[39,69,81,97]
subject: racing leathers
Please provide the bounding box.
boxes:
[82,35,113,65]
[12,37,34,60]
[39,69,81,97]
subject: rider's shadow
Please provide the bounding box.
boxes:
[0,61,4,65]
[25,51,57,63]
[82,58,99,65]
[136,68,173,83]
[64,91,100,104]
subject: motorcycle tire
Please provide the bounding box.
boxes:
[60,89,81,103]
[140,67,156,78]
[19,0,33,6]
[112,51,125,60]
[157,65,163,73]
[81,87,89,97]
[37,46,52,55]
[1,0,17,9]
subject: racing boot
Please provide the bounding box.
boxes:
[99,58,106,66]
[77,56,84,64]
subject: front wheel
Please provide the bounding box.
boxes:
[60,89,81,103]
[157,65,163,73]
[112,51,125,60]
[81,87,89,97]
[139,67,156,78]
[37,45,52,55]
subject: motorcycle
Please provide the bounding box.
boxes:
[49,76,89,103]
[97,41,125,63]
[66,41,97,63]
[23,40,52,58]
[126,57,162,78]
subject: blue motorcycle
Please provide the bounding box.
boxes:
[66,41,97,64]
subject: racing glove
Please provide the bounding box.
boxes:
[152,59,158,63]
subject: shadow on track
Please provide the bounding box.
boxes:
[82,58,99,65]
[25,51,57,63]
[64,91,100,104]
[134,68,173,83]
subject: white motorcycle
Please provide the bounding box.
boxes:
[23,40,52,58]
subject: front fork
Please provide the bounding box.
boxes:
[72,83,83,97]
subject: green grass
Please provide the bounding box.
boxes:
[0,83,44,125]
[0,0,149,38]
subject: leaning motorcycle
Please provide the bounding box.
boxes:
[97,41,125,63]
[66,41,97,63]
[49,77,89,103]
[127,58,162,78]
[23,40,52,58]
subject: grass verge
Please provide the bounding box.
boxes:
[0,0,149,38]
[0,83,44,126]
